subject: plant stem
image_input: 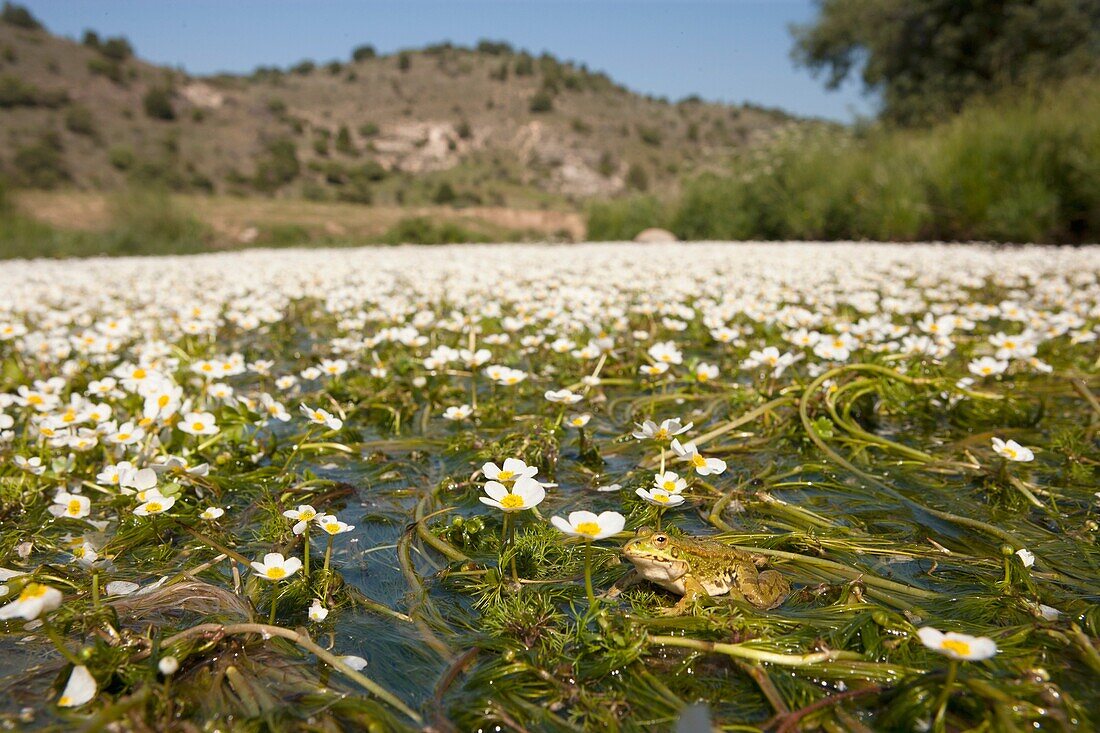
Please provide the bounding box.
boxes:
[269,590,278,625]
[932,660,958,733]
[303,527,310,578]
[322,535,334,597]
[91,570,100,610]
[584,541,596,608]
[40,618,82,666]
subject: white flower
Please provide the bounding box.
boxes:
[550,510,626,540]
[178,411,219,436]
[58,665,97,708]
[544,388,583,404]
[133,494,175,516]
[916,627,997,661]
[639,362,669,376]
[48,491,91,520]
[200,507,225,520]
[308,600,329,622]
[635,487,686,507]
[652,471,687,494]
[443,404,473,421]
[250,552,302,581]
[482,458,538,484]
[968,357,1008,377]
[566,413,591,428]
[1015,548,1035,568]
[300,404,343,430]
[694,363,719,382]
[991,437,1034,462]
[670,438,727,476]
[316,514,354,535]
[107,421,146,445]
[595,483,623,493]
[632,418,693,442]
[283,505,319,535]
[158,656,180,676]
[479,476,545,512]
[0,583,63,620]
[648,341,683,365]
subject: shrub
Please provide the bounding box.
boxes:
[358,122,380,137]
[514,54,534,76]
[625,163,649,192]
[252,138,300,193]
[12,132,69,188]
[335,125,357,156]
[587,196,665,240]
[378,216,489,245]
[142,87,175,120]
[0,75,66,107]
[456,120,472,140]
[87,57,124,84]
[596,152,616,178]
[108,146,135,171]
[352,44,376,62]
[397,52,411,71]
[1,2,40,29]
[64,105,96,136]
[99,37,133,62]
[266,98,287,115]
[81,30,99,48]
[529,89,553,113]
[433,182,457,205]
[104,186,207,255]
[290,60,315,75]
[637,125,663,147]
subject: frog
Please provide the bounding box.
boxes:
[621,528,790,615]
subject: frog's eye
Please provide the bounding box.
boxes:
[653,534,667,545]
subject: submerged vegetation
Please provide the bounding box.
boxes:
[0,242,1098,730]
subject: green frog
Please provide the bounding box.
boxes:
[621,529,790,615]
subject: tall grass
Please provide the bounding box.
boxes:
[0,185,209,258]
[589,78,1100,243]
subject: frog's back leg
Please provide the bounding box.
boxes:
[742,569,789,610]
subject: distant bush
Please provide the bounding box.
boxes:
[489,62,508,82]
[87,57,125,84]
[99,36,133,62]
[0,75,67,107]
[529,89,553,113]
[455,119,472,139]
[108,146,135,171]
[335,125,357,156]
[587,196,666,241]
[266,98,286,115]
[358,122,380,137]
[514,54,534,76]
[658,78,1100,244]
[596,152,616,178]
[290,60,315,75]
[325,61,342,75]
[637,125,663,146]
[397,52,411,71]
[377,216,490,245]
[12,132,69,188]
[81,30,99,48]
[142,87,175,120]
[476,40,513,56]
[352,44,376,62]
[1,2,41,29]
[253,138,300,193]
[104,186,208,254]
[64,105,97,136]
[625,163,649,192]
[433,182,457,205]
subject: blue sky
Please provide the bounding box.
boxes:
[21,0,873,121]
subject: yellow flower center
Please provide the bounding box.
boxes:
[662,481,676,491]
[59,696,72,706]
[192,422,205,431]
[133,369,146,379]
[575,521,601,536]
[654,429,669,440]
[1003,448,1017,459]
[116,433,131,441]
[28,395,43,405]
[20,583,48,600]
[266,567,286,580]
[496,470,514,482]
[158,395,170,408]
[67,499,83,515]
[145,502,163,513]
[941,639,971,657]
[652,493,670,504]
[500,493,525,509]
[692,454,707,468]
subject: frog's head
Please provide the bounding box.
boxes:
[622,528,689,582]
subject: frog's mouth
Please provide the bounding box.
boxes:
[624,549,689,583]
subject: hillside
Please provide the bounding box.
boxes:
[0,9,803,210]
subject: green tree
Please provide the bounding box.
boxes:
[792,0,1100,123]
